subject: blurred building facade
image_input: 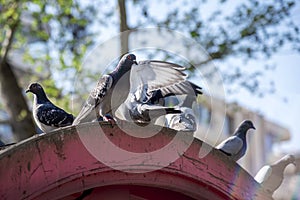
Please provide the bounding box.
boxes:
[194,96,291,176]
[0,110,13,144]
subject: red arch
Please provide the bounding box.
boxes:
[0,122,271,200]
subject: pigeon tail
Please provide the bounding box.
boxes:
[73,104,97,125]
[144,105,182,121]
[219,149,232,156]
[141,104,181,115]
[129,104,182,123]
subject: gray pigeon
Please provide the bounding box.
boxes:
[116,83,182,124]
[254,154,296,195]
[165,107,197,131]
[216,120,256,161]
[114,59,194,123]
[73,54,138,125]
[26,83,74,133]
[149,81,202,130]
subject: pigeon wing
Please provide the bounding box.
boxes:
[37,104,74,127]
[116,60,187,122]
[159,81,202,97]
[73,75,113,125]
[130,60,187,94]
[216,136,243,155]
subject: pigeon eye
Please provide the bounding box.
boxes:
[127,55,131,60]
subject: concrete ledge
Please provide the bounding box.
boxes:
[0,121,272,200]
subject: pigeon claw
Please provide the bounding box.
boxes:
[103,115,116,128]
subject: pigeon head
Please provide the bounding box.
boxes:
[234,120,256,136]
[120,53,137,66]
[26,83,49,103]
[277,154,296,166]
[240,120,256,130]
[26,82,44,94]
[112,54,137,76]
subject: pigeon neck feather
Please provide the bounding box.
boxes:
[273,157,294,169]
[110,63,131,81]
[34,89,50,104]
[110,62,131,78]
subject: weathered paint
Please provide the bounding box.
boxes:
[0,121,272,200]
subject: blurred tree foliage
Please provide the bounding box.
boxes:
[125,0,299,95]
[0,0,96,141]
[0,0,299,141]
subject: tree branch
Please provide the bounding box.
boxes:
[0,18,20,67]
[118,0,130,54]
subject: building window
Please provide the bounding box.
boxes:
[198,104,211,126]
[264,133,274,159]
[0,110,13,142]
[224,115,234,136]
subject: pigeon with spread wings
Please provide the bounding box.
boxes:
[115,60,191,123]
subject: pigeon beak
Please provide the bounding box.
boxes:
[292,161,297,166]
[133,60,138,65]
[252,125,256,130]
[25,89,31,93]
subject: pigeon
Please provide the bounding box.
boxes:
[73,55,188,125]
[215,120,256,161]
[26,83,74,133]
[116,83,182,124]
[114,59,191,123]
[165,107,197,131]
[148,81,202,129]
[73,54,138,125]
[254,154,296,195]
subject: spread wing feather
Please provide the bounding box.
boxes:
[130,60,187,94]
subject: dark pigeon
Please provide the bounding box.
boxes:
[216,120,256,161]
[73,54,138,125]
[26,83,74,133]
